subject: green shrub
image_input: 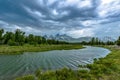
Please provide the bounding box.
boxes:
[7,39,16,46]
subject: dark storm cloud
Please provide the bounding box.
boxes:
[0,0,120,38]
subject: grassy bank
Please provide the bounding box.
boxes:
[0,44,83,54]
[15,46,120,80]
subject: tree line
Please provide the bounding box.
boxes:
[71,37,120,46]
[0,29,68,46]
[79,37,115,45]
[1,28,120,46]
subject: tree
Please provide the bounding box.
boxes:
[15,29,25,45]
[34,36,42,44]
[89,37,95,45]
[7,39,16,46]
[28,34,35,45]
[41,37,46,44]
[0,29,4,44]
[117,36,120,46]
[3,32,15,44]
[0,29,69,45]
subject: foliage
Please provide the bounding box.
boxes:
[7,39,16,46]
[0,28,68,46]
[78,37,115,45]
[116,36,120,46]
[0,28,118,46]
[0,29,4,44]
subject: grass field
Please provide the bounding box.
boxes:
[15,46,120,80]
[0,44,83,54]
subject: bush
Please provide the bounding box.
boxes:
[7,39,16,46]
[35,69,42,78]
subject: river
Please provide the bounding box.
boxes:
[0,46,110,80]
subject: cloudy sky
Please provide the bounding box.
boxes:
[0,0,120,38]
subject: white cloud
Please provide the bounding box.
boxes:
[0,20,42,35]
[92,21,120,38]
[47,0,57,5]
[97,0,120,18]
[0,20,9,26]
[36,0,44,6]
[52,9,69,16]
[66,28,94,38]
[33,11,45,18]
[51,9,69,19]
[0,0,120,39]
[81,20,96,26]
[81,19,110,26]
[59,27,67,34]
[58,0,92,9]
[23,26,41,34]
[0,21,22,32]
[77,0,92,8]
[52,9,59,15]
[61,11,69,16]
[24,6,46,19]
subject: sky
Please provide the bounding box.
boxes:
[0,0,120,38]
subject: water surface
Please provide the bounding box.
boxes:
[0,46,110,80]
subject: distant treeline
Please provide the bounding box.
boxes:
[76,37,120,46]
[0,28,120,46]
[71,37,120,46]
[0,29,68,46]
[78,37,115,45]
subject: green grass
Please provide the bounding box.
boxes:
[15,46,120,80]
[0,44,83,54]
[97,46,120,80]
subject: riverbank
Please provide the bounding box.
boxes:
[0,44,83,54]
[15,46,120,80]
[83,46,120,80]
